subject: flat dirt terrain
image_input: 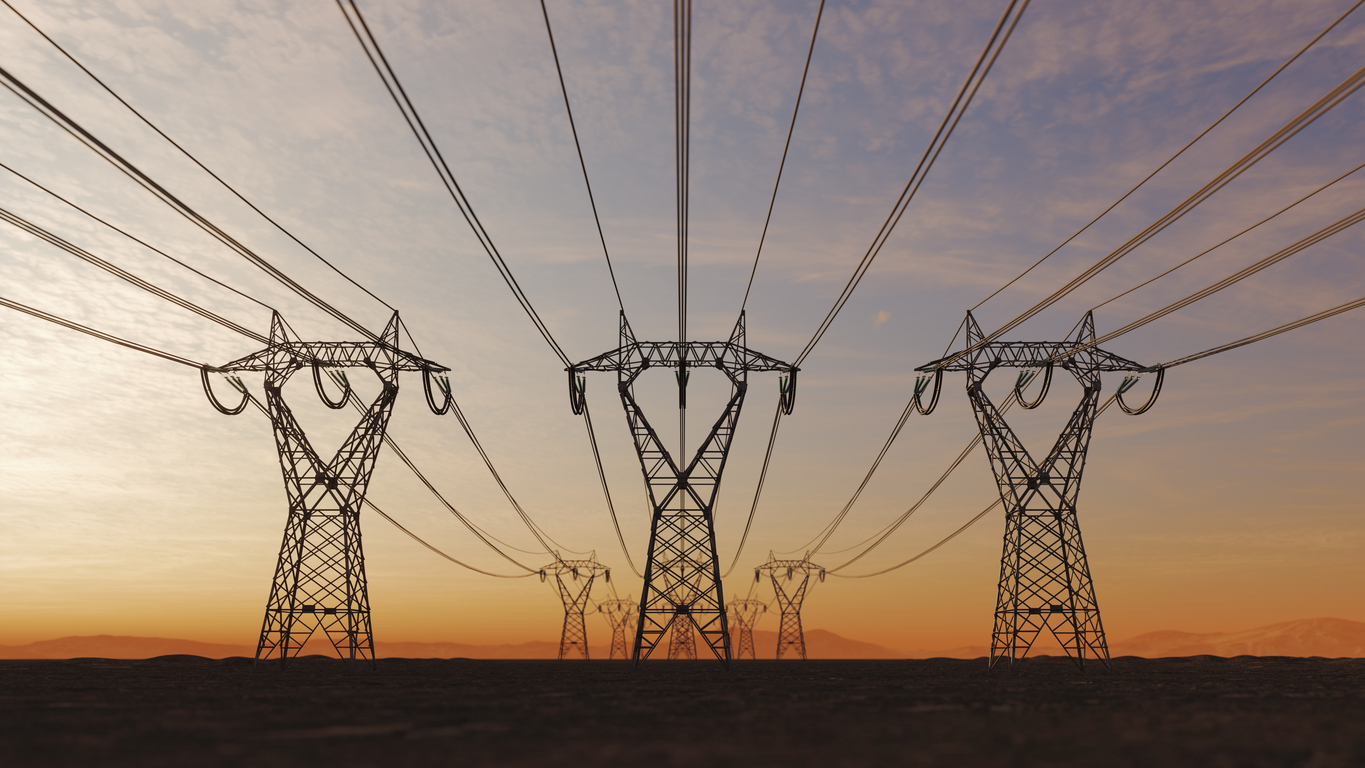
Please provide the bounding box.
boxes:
[1,655,1362,767]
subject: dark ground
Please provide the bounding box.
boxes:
[1,656,1363,767]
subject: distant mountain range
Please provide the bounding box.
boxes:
[3,618,1362,660]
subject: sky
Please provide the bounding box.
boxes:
[1,0,1363,654]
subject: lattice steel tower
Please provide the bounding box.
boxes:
[597,598,638,660]
[569,311,796,667]
[726,598,768,660]
[667,619,698,659]
[206,311,451,668]
[756,554,824,660]
[541,554,609,660]
[914,311,1154,670]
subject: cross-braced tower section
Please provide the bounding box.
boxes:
[568,311,797,668]
[756,554,824,660]
[914,311,1153,671]
[597,598,638,660]
[206,311,451,669]
[726,598,767,660]
[541,554,609,660]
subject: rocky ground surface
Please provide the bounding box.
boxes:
[1,655,1362,767]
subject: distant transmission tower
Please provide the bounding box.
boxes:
[756,554,824,660]
[597,598,638,660]
[541,554,609,660]
[569,311,796,667]
[726,598,768,660]
[667,620,697,659]
[915,311,1152,670]
[208,312,452,668]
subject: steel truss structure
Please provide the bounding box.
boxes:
[569,311,796,667]
[541,554,609,660]
[726,598,768,660]
[756,554,824,660]
[596,598,638,660]
[667,619,698,659]
[207,311,450,669]
[915,311,1152,670]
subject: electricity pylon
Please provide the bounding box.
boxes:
[206,311,452,669]
[914,311,1153,671]
[726,598,768,660]
[756,554,824,660]
[597,598,638,660]
[569,311,797,668]
[667,619,697,659]
[541,554,609,660]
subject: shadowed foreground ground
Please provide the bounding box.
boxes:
[1,656,1362,767]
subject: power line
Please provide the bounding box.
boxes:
[0,294,205,368]
[740,0,825,314]
[793,0,1031,367]
[0,0,403,325]
[0,65,381,342]
[721,399,784,577]
[538,0,626,316]
[336,0,571,367]
[972,0,1365,312]
[580,399,642,578]
[1160,294,1365,369]
[934,61,1365,373]
[364,499,537,579]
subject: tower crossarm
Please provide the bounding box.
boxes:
[569,340,793,378]
[916,341,1145,374]
[217,340,447,374]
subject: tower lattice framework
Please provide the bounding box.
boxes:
[916,311,1151,670]
[209,311,450,668]
[756,554,824,660]
[726,598,767,660]
[542,554,608,660]
[597,598,638,660]
[569,311,796,667]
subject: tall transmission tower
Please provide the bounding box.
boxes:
[569,311,797,667]
[756,554,824,660]
[208,311,452,668]
[667,619,698,659]
[914,311,1152,670]
[541,554,609,660]
[597,598,638,660]
[726,598,768,660]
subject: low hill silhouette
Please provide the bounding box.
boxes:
[3,618,1361,660]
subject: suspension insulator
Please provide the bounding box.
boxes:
[539,570,547,583]
[819,570,826,583]
[605,570,610,583]
[201,366,249,415]
[1013,362,1052,409]
[911,368,943,415]
[423,367,453,415]
[755,570,760,583]
[779,369,798,415]
[568,370,586,415]
[312,362,350,409]
[1116,366,1165,415]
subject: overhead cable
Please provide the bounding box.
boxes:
[538,0,626,316]
[739,0,825,314]
[721,400,784,577]
[0,0,401,320]
[972,0,1365,312]
[793,0,1031,367]
[0,294,205,368]
[0,66,382,342]
[581,400,643,577]
[364,499,537,578]
[337,0,571,367]
[937,62,1365,372]
[1159,294,1365,369]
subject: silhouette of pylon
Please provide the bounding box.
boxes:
[667,619,697,659]
[756,553,823,660]
[209,311,451,669]
[916,311,1153,670]
[569,311,797,668]
[597,598,637,660]
[542,554,608,660]
[726,598,767,660]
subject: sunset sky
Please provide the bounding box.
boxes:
[1,0,1362,654]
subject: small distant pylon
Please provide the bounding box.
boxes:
[667,620,697,659]
[206,311,452,669]
[597,598,637,660]
[756,553,825,660]
[726,598,768,660]
[541,553,609,660]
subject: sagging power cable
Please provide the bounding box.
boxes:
[539,0,626,316]
[580,399,642,577]
[337,0,571,367]
[793,0,1030,367]
[972,0,1365,312]
[721,400,785,577]
[739,0,825,314]
[1159,294,1365,369]
[0,294,205,368]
